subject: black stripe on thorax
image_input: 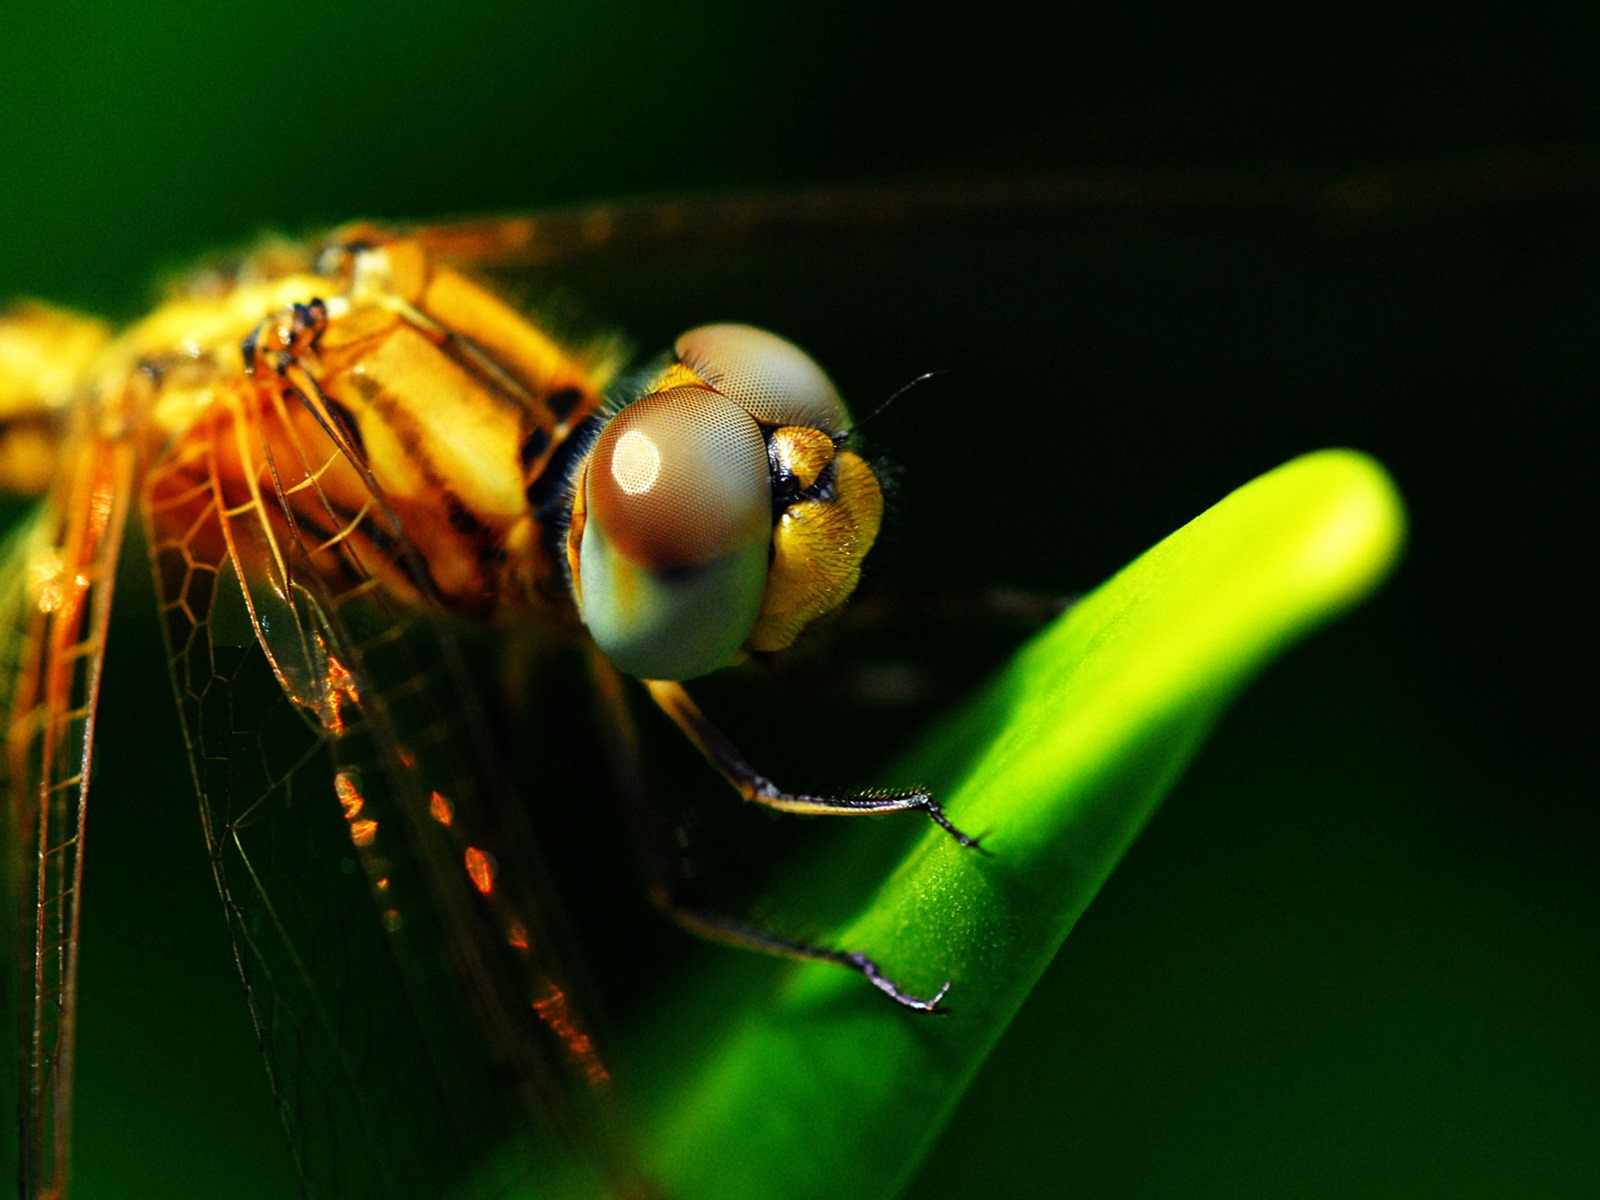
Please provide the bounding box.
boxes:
[526,413,602,523]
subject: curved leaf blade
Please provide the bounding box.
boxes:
[633,448,1407,1199]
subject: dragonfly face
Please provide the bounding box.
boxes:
[0,209,974,1196]
[572,322,884,679]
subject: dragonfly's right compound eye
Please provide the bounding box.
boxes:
[675,323,852,434]
[572,386,774,681]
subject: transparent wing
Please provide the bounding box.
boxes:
[401,157,1599,275]
[0,419,135,1197]
[142,364,638,1197]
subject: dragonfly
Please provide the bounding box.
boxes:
[0,197,1012,1199]
[5,161,1527,1197]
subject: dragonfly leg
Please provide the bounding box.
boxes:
[649,896,951,1013]
[641,678,990,854]
[585,652,952,1012]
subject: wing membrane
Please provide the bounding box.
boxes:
[405,156,1600,274]
[144,368,633,1196]
[0,420,134,1197]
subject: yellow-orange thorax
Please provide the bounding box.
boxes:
[119,230,617,622]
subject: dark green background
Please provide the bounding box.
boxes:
[1,3,1594,1197]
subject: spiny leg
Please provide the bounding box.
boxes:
[642,678,990,854]
[586,651,951,1012]
[659,900,951,1014]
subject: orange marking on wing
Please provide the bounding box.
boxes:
[506,921,529,950]
[336,772,377,844]
[464,846,495,895]
[325,652,359,702]
[334,770,363,816]
[428,790,453,826]
[532,984,611,1086]
[316,637,362,735]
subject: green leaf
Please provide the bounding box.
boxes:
[627,448,1406,1199]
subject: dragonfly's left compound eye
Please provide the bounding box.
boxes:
[574,386,773,680]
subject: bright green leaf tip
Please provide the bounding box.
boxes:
[621,449,1405,1200]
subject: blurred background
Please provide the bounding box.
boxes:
[1,2,1594,1197]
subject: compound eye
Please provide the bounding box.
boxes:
[577,386,773,680]
[587,386,770,568]
[676,324,851,434]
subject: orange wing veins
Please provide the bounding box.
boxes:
[141,328,636,1193]
[2,413,135,1197]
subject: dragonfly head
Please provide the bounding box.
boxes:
[568,324,883,680]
